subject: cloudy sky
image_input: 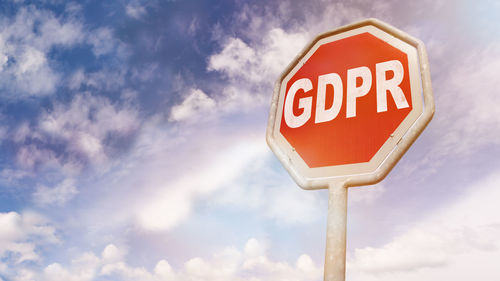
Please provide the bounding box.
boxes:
[0,0,499,280]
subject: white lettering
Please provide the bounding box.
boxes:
[283,60,409,128]
[284,78,313,128]
[376,60,409,112]
[346,66,372,118]
[315,73,343,123]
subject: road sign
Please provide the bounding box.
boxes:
[267,18,434,190]
[266,18,434,281]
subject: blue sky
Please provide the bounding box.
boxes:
[0,0,500,280]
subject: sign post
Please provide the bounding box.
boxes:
[266,18,434,281]
[324,182,347,281]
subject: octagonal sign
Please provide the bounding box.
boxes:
[266,18,434,190]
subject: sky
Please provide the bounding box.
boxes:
[0,0,499,280]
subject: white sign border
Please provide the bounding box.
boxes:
[266,18,434,190]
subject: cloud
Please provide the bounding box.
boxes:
[15,144,60,170]
[101,244,127,264]
[399,41,500,177]
[135,137,268,231]
[0,4,129,98]
[349,184,386,205]
[0,6,84,97]
[169,89,217,122]
[203,1,393,116]
[179,238,321,281]
[208,28,309,83]
[33,178,78,207]
[208,38,257,80]
[436,43,500,153]
[347,171,500,280]
[43,252,100,281]
[0,211,57,265]
[15,47,47,75]
[210,176,325,225]
[125,4,147,19]
[170,28,301,120]
[206,28,308,112]
[264,185,324,224]
[87,27,123,57]
[23,238,321,281]
[67,67,128,92]
[14,93,139,171]
[0,168,31,184]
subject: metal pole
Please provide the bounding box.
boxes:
[324,181,348,281]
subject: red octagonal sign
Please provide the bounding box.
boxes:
[267,19,434,189]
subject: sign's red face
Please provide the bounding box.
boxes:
[267,19,433,189]
[280,32,412,168]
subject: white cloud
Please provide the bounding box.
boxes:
[101,244,126,264]
[0,168,31,183]
[349,184,386,205]
[169,89,216,122]
[87,27,116,57]
[211,178,325,225]
[206,28,308,112]
[0,6,84,96]
[12,46,58,95]
[126,4,147,19]
[36,12,84,47]
[0,49,8,71]
[347,171,500,281]
[43,252,100,281]
[208,38,256,80]
[4,7,84,50]
[67,67,128,92]
[136,188,191,231]
[0,211,57,265]
[0,5,127,97]
[264,184,324,224]
[136,138,268,231]
[437,43,500,152]
[400,41,500,176]
[68,69,86,90]
[33,178,78,207]
[15,47,46,75]
[43,263,76,281]
[15,93,139,171]
[28,238,321,281]
[15,144,60,170]
[259,28,312,80]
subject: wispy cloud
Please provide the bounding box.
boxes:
[347,171,500,280]
[209,172,325,225]
[399,41,500,177]
[33,178,78,207]
[87,27,127,58]
[135,137,268,231]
